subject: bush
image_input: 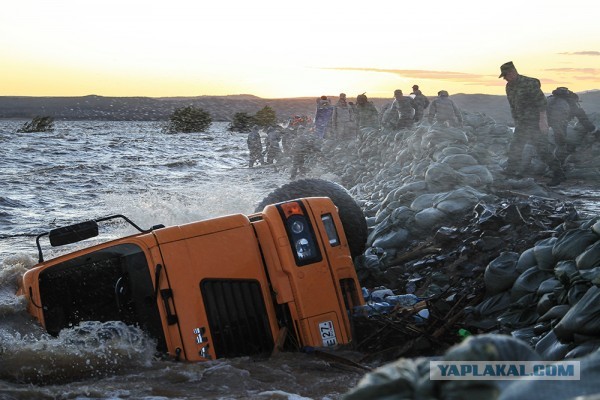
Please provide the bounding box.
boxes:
[17,116,54,133]
[165,106,212,133]
[254,106,277,128]
[228,112,256,132]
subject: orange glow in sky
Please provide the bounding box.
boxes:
[1,0,599,98]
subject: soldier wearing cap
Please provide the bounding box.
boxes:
[428,90,463,127]
[332,92,356,140]
[547,86,597,166]
[380,89,417,131]
[410,84,430,122]
[499,61,565,186]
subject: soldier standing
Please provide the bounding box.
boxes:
[380,89,416,131]
[290,128,321,180]
[428,90,463,127]
[499,61,565,186]
[411,84,430,122]
[547,86,597,166]
[246,126,264,168]
[265,126,283,166]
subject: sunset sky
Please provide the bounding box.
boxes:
[1,0,599,99]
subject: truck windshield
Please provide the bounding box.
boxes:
[38,243,166,351]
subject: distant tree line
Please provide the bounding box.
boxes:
[162,105,278,133]
[228,106,278,132]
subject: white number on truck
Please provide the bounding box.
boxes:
[319,320,337,346]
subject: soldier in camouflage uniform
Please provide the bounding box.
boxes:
[411,85,430,122]
[380,89,416,131]
[428,90,463,127]
[547,86,597,165]
[355,94,380,130]
[246,126,264,167]
[499,61,564,186]
[289,127,321,180]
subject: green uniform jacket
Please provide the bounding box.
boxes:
[506,74,547,127]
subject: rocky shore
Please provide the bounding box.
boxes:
[283,111,600,398]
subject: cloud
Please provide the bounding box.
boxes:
[322,67,492,83]
[558,51,600,56]
[544,68,600,77]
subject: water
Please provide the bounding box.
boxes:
[0,121,363,399]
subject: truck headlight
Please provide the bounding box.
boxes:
[295,238,313,259]
[291,220,304,234]
[277,201,322,266]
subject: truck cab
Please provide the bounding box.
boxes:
[19,197,364,361]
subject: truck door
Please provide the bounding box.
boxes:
[153,214,278,361]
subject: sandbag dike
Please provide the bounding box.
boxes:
[304,111,600,367]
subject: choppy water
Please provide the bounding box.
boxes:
[0,121,363,399]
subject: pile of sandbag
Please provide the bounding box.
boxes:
[343,333,600,400]
[466,218,600,361]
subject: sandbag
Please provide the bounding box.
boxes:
[567,282,592,306]
[533,237,558,271]
[553,285,600,343]
[564,340,600,359]
[576,241,600,270]
[458,165,494,185]
[468,291,512,318]
[516,247,537,273]
[439,153,478,169]
[424,163,461,191]
[440,145,468,158]
[433,187,484,215]
[410,193,437,212]
[435,196,477,215]
[593,220,600,236]
[553,228,599,261]
[498,350,600,399]
[367,206,415,245]
[580,267,600,285]
[372,228,409,249]
[484,252,521,295]
[497,306,539,330]
[534,330,574,361]
[443,333,540,362]
[537,293,557,317]
[510,266,553,301]
[456,172,482,188]
[414,207,448,231]
[537,278,561,296]
[538,304,571,322]
[511,326,537,344]
[555,260,581,286]
[343,357,425,400]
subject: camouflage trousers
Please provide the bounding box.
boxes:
[506,123,561,175]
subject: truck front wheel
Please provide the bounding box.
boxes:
[255,179,367,259]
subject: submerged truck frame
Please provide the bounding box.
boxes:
[19,197,364,361]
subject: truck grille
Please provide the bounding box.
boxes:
[201,279,274,358]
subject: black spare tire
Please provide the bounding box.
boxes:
[255,179,367,259]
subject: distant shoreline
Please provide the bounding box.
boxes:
[1,92,598,125]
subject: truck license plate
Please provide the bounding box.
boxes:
[319,320,337,346]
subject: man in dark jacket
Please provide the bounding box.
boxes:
[499,61,564,186]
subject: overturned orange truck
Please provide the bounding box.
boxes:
[18,179,367,362]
